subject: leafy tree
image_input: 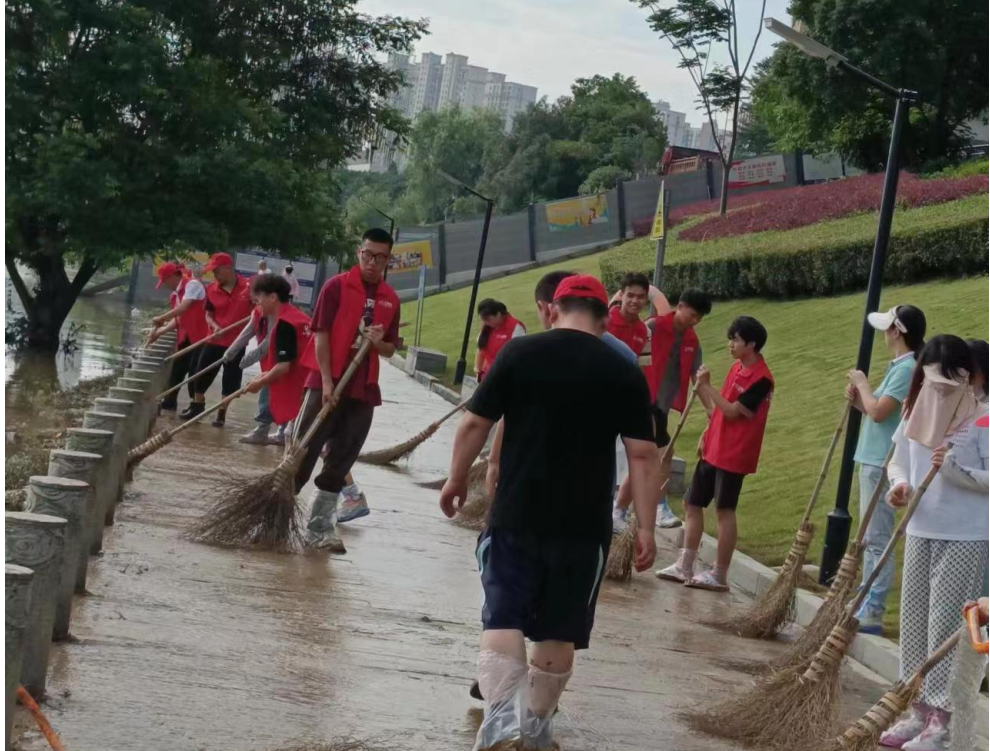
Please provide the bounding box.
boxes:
[733,59,778,158]
[753,0,989,170]
[6,0,426,350]
[635,0,767,215]
[579,165,632,195]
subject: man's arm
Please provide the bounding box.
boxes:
[224,317,259,363]
[695,366,765,422]
[314,330,334,404]
[848,369,901,423]
[624,436,659,571]
[152,298,193,326]
[440,411,496,518]
[147,318,176,344]
[485,419,505,497]
[245,362,290,391]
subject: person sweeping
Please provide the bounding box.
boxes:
[473,298,525,381]
[846,304,927,634]
[292,227,401,551]
[148,262,209,413]
[612,288,711,532]
[440,274,658,751]
[184,252,255,427]
[656,315,773,592]
[877,335,985,751]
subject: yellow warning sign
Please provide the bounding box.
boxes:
[650,190,665,240]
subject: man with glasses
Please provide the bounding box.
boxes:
[293,228,401,552]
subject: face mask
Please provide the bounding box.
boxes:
[904,364,977,448]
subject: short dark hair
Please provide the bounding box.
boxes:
[679,288,712,316]
[727,316,768,352]
[535,270,575,304]
[619,272,650,292]
[251,273,291,303]
[904,334,972,414]
[893,304,927,355]
[968,338,989,399]
[362,227,395,249]
[477,298,508,317]
[554,296,608,321]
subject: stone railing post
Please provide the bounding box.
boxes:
[24,477,89,642]
[93,396,138,449]
[109,386,151,442]
[81,411,128,529]
[65,428,114,555]
[46,450,102,594]
[5,512,66,699]
[6,563,33,751]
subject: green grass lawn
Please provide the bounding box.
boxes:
[405,273,988,638]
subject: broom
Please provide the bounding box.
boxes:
[806,627,964,751]
[357,400,468,465]
[417,456,488,490]
[163,315,251,363]
[188,338,374,551]
[148,356,225,404]
[450,459,495,531]
[128,387,249,467]
[685,457,944,751]
[769,444,896,672]
[605,389,699,582]
[723,402,851,639]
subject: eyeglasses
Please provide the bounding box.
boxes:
[360,250,390,265]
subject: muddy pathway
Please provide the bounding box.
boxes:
[14,363,900,751]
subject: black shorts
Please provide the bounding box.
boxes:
[477,527,609,650]
[685,459,745,511]
[653,406,670,448]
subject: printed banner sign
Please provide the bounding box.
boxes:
[545,194,610,233]
[728,154,786,189]
[388,239,433,273]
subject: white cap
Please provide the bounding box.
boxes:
[867,306,907,333]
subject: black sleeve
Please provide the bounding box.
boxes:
[274,320,297,363]
[205,298,216,313]
[616,363,654,441]
[737,377,773,412]
[468,341,515,422]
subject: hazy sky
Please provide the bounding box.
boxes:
[360,0,791,124]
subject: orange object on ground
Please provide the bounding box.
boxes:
[16,685,68,751]
[964,602,988,654]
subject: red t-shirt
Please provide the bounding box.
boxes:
[703,358,774,475]
[303,274,401,405]
[606,306,648,356]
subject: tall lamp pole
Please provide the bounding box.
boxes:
[437,169,495,386]
[763,18,918,584]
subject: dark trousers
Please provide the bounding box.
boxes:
[193,344,244,397]
[293,388,375,494]
[162,338,196,406]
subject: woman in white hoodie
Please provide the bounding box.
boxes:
[880,336,987,751]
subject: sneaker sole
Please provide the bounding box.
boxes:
[658,519,683,528]
[684,580,729,592]
[238,437,270,445]
[655,572,688,583]
[338,507,370,524]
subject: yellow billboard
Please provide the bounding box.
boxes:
[388,239,433,273]
[545,194,610,233]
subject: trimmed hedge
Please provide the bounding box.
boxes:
[600,215,988,300]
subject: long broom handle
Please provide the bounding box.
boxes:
[800,402,852,525]
[852,444,896,546]
[293,338,374,454]
[162,387,249,439]
[16,686,68,751]
[915,627,964,679]
[163,315,251,362]
[432,400,469,429]
[847,455,946,615]
[964,603,988,654]
[150,357,225,402]
[660,388,698,463]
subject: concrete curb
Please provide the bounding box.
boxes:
[655,523,990,733]
[390,353,466,408]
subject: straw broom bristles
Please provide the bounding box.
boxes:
[417,457,488,490]
[451,467,493,531]
[358,401,467,465]
[605,512,637,582]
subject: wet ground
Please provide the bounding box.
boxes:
[9,363,961,751]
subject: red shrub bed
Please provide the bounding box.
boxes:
[670,172,988,241]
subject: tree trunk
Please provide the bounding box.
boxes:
[718,159,732,216]
[717,95,743,216]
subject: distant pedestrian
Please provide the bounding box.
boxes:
[474,299,525,381]
[846,304,926,634]
[282,264,300,301]
[149,262,209,412]
[258,259,273,275]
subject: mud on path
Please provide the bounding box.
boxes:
[15,363,901,751]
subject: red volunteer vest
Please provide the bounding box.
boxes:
[645,312,698,411]
[205,275,253,347]
[703,357,775,475]
[300,265,399,387]
[478,314,525,379]
[262,303,313,425]
[606,306,648,357]
[176,277,210,344]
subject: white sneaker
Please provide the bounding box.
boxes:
[656,561,692,583]
[612,507,628,534]
[901,709,949,751]
[239,424,272,445]
[880,704,929,748]
[685,569,730,592]
[657,501,682,529]
[305,490,346,554]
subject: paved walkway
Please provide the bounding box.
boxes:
[15,364,912,751]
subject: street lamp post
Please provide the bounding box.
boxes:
[437,170,495,386]
[764,18,918,584]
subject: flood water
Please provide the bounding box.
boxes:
[10,353,961,751]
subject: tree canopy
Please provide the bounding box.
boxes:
[749,0,989,170]
[5,0,425,348]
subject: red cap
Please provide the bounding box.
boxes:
[553,274,608,305]
[155,262,182,289]
[203,252,234,273]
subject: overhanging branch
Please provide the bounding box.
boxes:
[5,256,35,314]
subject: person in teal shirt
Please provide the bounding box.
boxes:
[846,304,927,634]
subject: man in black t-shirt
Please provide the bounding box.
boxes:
[440,274,657,748]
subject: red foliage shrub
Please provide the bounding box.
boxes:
[670,173,988,241]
